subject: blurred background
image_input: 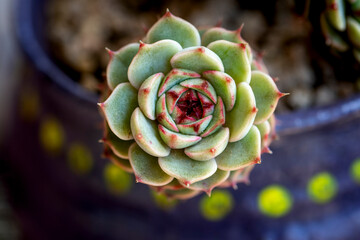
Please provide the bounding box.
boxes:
[1,0,360,239]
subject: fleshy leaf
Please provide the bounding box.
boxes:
[103,124,134,159]
[184,169,230,196]
[216,126,261,171]
[100,83,138,140]
[165,85,188,113]
[202,27,252,61]
[146,10,201,48]
[200,97,226,137]
[325,0,346,31]
[158,149,217,186]
[256,120,271,152]
[158,69,200,96]
[163,188,201,200]
[197,93,215,117]
[202,71,236,111]
[128,143,173,186]
[180,78,217,103]
[130,108,170,157]
[128,40,182,89]
[158,125,202,149]
[106,43,140,90]
[320,13,349,51]
[171,46,224,73]
[347,17,360,48]
[177,115,213,135]
[156,94,179,132]
[207,40,251,84]
[250,71,285,124]
[105,148,133,173]
[226,82,256,142]
[138,73,164,120]
[171,105,196,124]
[185,127,229,161]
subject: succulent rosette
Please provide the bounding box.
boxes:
[99,10,285,199]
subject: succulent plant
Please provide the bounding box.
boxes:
[99,10,285,199]
[320,0,360,62]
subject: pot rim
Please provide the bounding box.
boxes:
[16,0,360,136]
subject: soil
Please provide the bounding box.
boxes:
[46,0,360,113]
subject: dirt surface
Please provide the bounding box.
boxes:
[46,0,360,113]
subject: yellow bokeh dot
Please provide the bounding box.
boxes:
[200,190,234,221]
[307,172,338,204]
[19,88,40,122]
[39,117,64,154]
[350,158,360,184]
[151,190,177,210]
[103,163,131,194]
[67,143,93,175]
[258,185,293,218]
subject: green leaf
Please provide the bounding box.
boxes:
[250,71,284,124]
[128,143,173,186]
[177,115,213,135]
[185,127,229,161]
[325,0,346,31]
[216,126,261,171]
[106,43,139,90]
[158,69,200,96]
[156,94,179,132]
[103,123,134,159]
[146,10,201,48]
[200,97,226,137]
[185,169,230,195]
[158,149,217,185]
[226,82,256,142]
[138,73,164,120]
[128,40,182,89]
[158,125,202,149]
[180,78,217,103]
[171,46,224,73]
[207,40,251,84]
[347,17,360,48]
[130,108,170,157]
[100,83,138,140]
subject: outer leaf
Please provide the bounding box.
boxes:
[105,148,133,173]
[158,125,202,149]
[320,13,348,51]
[347,17,360,48]
[250,71,284,124]
[106,43,139,90]
[256,120,271,151]
[128,40,182,89]
[138,73,164,120]
[325,0,346,31]
[103,124,134,159]
[163,188,201,200]
[185,127,229,161]
[216,126,261,171]
[184,169,230,195]
[129,143,173,186]
[158,149,217,186]
[130,108,170,157]
[226,82,256,142]
[207,40,251,84]
[171,46,224,73]
[100,83,138,140]
[146,10,201,48]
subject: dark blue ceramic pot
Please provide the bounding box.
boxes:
[7,0,360,239]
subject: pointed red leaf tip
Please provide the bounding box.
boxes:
[272,77,279,82]
[235,23,244,37]
[210,148,216,154]
[261,146,273,154]
[254,157,261,164]
[105,47,114,59]
[277,91,289,98]
[206,189,212,197]
[136,133,143,140]
[183,180,191,187]
[329,3,338,10]
[97,102,105,108]
[239,43,247,50]
[98,137,106,143]
[135,175,142,183]
[164,8,173,18]
[252,106,258,113]
[139,40,146,49]
[232,182,238,190]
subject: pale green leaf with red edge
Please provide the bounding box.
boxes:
[158,125,201,149]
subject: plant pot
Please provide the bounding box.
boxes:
[6,0,360,239]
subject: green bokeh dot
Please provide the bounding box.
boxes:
[350,158,360,184]
[151,190,178,210]
[39,117,64,154]
[307,172,338,204]
[200,190,234,221]
[258,185,293,218]
[67,143,93,175]
[103,163,132,194]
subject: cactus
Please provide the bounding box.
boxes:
[320,0,360,62]
[99,10,286,199]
